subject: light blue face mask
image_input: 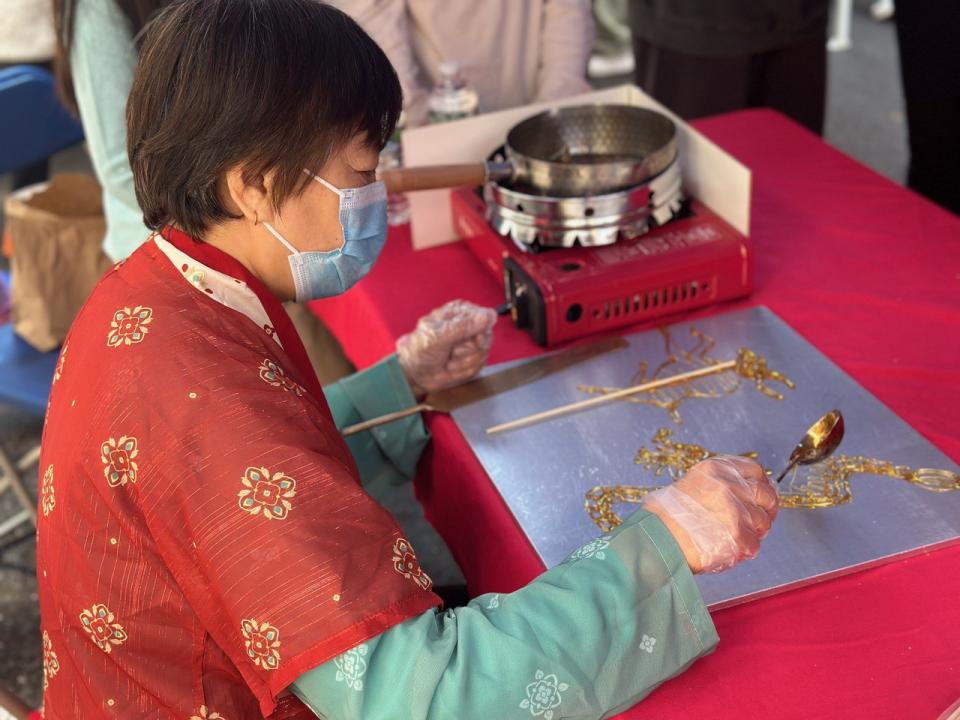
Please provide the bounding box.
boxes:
[262,170,388,302]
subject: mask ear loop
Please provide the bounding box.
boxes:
[262,220,301,256]
[303,169,344,197]
[303,168,348,251]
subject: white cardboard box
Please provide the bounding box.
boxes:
[401,83,751,249]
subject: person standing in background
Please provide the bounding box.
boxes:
[53,0,168,264]
[0,0,55,66]
[326,0,595,126]
[627,1,830,135]
[1,0,57,188]
[894,1,960,215]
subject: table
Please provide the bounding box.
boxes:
[310,109,960,719]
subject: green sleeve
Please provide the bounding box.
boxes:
[291,508,719,719]
[71,0,152,261]
[323,354,430,486]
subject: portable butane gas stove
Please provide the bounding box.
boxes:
[452,175,751,346]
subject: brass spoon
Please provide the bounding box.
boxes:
[774,410,845,484]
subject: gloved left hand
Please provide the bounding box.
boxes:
[397,300,497,397]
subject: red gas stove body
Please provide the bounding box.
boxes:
[452,186,751,346]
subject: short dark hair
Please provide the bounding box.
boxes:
[127,0,402,239]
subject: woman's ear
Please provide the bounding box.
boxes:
[224,165,276,224]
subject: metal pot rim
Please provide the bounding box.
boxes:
[505,104,678,185]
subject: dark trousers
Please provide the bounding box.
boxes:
[631,32,828,135]
[895,1,960,215]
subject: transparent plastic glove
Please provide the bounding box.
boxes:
[642,456,778,574]
[397,300,497,397]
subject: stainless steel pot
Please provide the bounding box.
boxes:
[379,105,678,197]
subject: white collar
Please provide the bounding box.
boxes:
[152,234,284,349]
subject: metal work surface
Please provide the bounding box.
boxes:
[451,306,960,608]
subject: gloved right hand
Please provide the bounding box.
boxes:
[642,456,778,574]
[396,300,497,398]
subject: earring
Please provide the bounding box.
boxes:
[253,211,259,226]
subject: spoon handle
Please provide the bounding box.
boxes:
[773,459,797,484]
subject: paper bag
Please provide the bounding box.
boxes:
[4,173,113,351]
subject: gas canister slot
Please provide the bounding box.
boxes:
[594,278,711,321]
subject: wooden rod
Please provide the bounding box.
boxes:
[486,360,737,435]
[341,403,433,437]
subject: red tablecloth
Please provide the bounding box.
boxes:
[310,109,960,719]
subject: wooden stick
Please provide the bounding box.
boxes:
[486,360,737,435]
[341,403,433,437]
[341,336,629,437]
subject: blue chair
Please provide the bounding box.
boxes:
[0,65,83,544]
[0,65,84,176]
[0,272,59,546]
